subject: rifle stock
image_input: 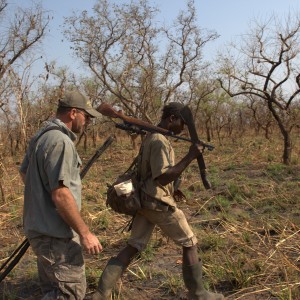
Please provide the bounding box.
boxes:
[98,103,170,136]
[180,106,212,189]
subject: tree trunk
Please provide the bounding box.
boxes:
[84,132,88,153]
[76,129,88,152]
[9,134,14,156]
[205,119,211,142]
[92,128,96,148]
[282,132,292,165]
[0,178,5,203]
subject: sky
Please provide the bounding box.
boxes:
[15,0,300,76]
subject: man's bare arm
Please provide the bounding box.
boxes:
[52,184,102,255]
[156,144,203,186]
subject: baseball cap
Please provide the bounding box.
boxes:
[58,90,102,118]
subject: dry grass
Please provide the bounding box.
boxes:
[0,134,299,299]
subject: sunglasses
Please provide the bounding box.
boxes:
[76,109,91,120]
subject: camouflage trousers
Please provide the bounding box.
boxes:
[29,235,86,300]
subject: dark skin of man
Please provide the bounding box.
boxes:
[116,113,204,267]
[156,115,203,186]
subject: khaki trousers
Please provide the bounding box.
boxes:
[128,206,198,251]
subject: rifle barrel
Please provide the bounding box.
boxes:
[115,123,214,151]
[98,102,214,151]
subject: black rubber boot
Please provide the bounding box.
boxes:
[91,257,127,300]
[182,261,224,300]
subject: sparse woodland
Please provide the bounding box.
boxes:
[0,0,299,299]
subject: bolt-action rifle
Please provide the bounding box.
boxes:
[97,103,214,189]
[97,103,214,152]
[0,135,115,283]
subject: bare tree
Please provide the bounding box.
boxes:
[193,88,244,144]
[0,0,50,154]
[63,0,218,124]
[0,1,49,84]
[246,95,274,139]
[218,14,300,164]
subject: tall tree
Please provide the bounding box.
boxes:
[218,14,300,164]
[64,0,218,123]
[0,0,49,88]
[0,0,50,154]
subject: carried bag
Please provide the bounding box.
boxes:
[106,154,142,216]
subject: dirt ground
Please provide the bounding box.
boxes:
[0,136,299,299]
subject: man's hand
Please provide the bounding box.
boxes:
[80,232,103,255]
[52,185,103,255]
[188,143,204,160]
[173,189,186,202]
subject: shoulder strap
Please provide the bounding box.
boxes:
[124,143,144,177]
[29,126,64,159]
[124,153,140,174]
[34,125,63,143]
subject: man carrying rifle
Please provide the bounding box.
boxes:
[92,103,224,300]
[20,90,103,299]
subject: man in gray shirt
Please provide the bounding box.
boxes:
[20,90,103,299]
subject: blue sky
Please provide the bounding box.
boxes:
[16,0,300,76]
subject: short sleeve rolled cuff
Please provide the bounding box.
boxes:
[45,139,82,196]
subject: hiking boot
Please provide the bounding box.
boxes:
[91,257,127,300]
[182,260,224,300]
